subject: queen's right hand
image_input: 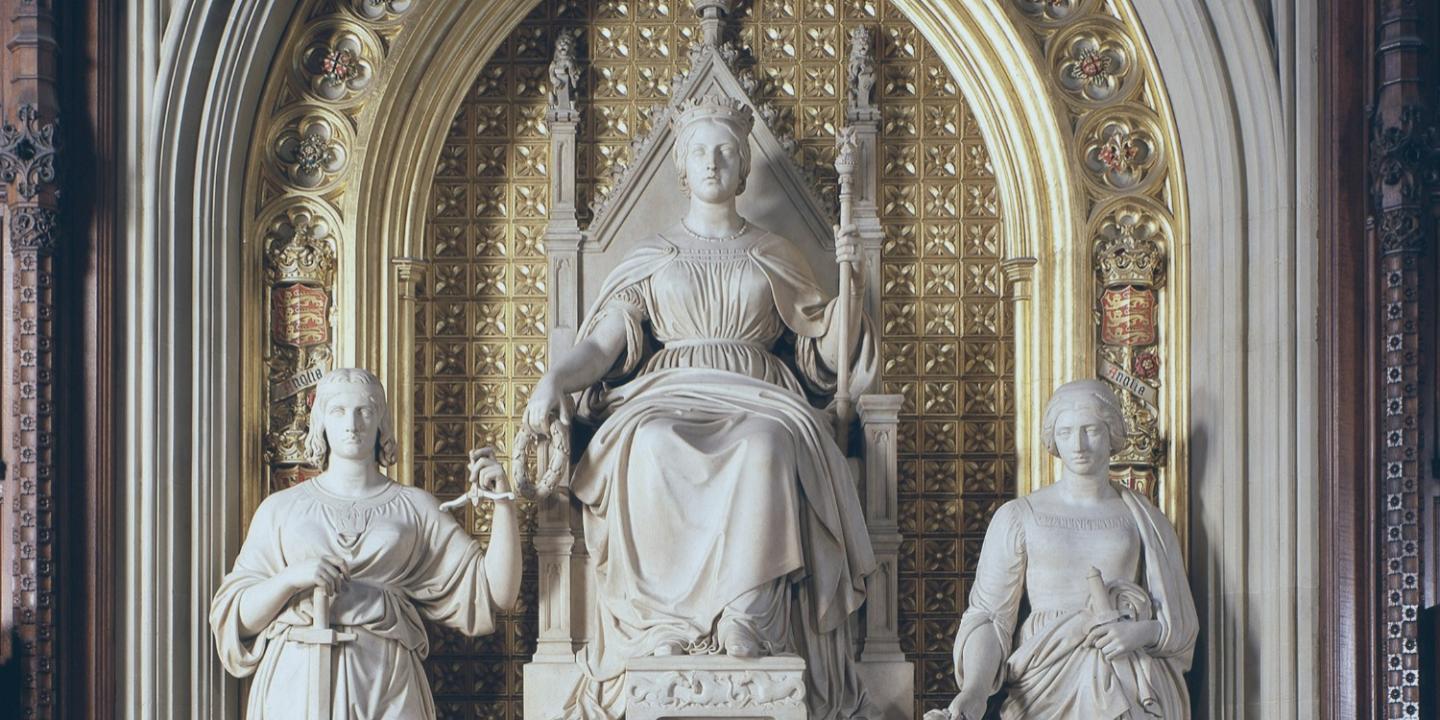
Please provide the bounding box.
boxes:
[923,692,985,720]
[522,376,571,438]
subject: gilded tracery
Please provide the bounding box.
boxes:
[239,0,1190,716]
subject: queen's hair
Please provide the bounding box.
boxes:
[1039,379,1130,456]
[304,368,400,469]
[671,95,754,197]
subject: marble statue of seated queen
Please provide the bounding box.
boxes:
[209,368,522,719]
[931,380,1198,720]
[522,94,880,719]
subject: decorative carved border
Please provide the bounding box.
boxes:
[1003,0,1189,525]
[1370,2,1436,716]
[0,1,64,711]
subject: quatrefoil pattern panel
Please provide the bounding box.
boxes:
[413,1,1013,716]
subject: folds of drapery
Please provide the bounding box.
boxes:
[552,230,880,719]
[209,484,499,719]
[952,499,1029,699]
[574,232,877,420]
[950,487,1197,719]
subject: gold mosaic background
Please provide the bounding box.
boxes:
[412,1,1012,716]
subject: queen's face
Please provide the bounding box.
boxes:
[682,120,745,203]
[1052,406,1112,476]
[322,387,383,462]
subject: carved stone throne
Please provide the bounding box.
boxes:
[523,4,912,717]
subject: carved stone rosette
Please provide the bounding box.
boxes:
[1009,1,1185,508]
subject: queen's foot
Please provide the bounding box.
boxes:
[651,639,687,657]
[717,615,766,658]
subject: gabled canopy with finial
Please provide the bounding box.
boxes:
[581,0,842,296]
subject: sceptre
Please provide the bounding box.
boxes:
[833,127,860,453]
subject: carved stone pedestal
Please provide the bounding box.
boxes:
[623,655,807,720]
[855,659,915,720]
[523,659,585,720]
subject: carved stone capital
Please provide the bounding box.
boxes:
[1377,206,1427,256]
[0,104,59,202]
[391,256,429,301]
[1002,259,1037,281]
[10,206,57,255]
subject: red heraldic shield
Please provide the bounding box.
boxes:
[272,284,331,348]
[1100,286,1156,346]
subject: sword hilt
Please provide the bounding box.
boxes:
[292,587,356,645]
[313,586,330,629]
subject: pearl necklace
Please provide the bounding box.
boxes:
[681,218,748,243]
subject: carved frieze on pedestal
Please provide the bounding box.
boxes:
[623,655,808,720]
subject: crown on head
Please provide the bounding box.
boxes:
[674,95,754,134]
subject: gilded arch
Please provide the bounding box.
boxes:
[240,10,1190,712]
[122,0,1308,715]
[243,0,1190,530]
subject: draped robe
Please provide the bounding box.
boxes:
[210,481,498,719]
[560,228,879,719]
[952,486,1198,719]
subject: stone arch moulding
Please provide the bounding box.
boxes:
[130,0,1314,718]
[239,0,1194,538]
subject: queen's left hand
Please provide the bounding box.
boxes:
[1085,618,1161,661]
